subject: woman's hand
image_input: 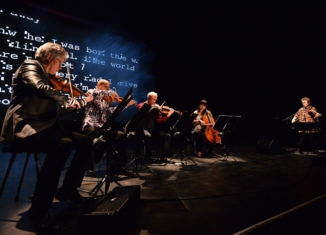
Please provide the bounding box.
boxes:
[85,94,94,103]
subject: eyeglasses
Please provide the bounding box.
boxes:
[56,58,64,64]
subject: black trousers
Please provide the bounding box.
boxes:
[17,124,92,214]
[298,132,318,152]
[141,129,171,157]
[102,130,127,165]
[84,127,127,165]
[192,130,214,153]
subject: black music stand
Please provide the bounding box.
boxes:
[121,103,160,177]
[171,111,198,166]
[293,122,321,131]
[214,114,241,162]
[89,88,133,198]
[293,122,321,154]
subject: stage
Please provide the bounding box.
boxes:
[1,143,326,235]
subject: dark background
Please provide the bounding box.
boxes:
[2,0,326,147]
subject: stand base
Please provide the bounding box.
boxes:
[217,154,237,162]
[89,174,122,198]
[120,155,159,178]
[173,151,198,166]
[216,144,237,162]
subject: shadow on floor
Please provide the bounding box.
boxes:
[1,144,326,234]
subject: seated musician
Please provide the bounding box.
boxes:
[291,97,322,153]
[137,91,175,162]
[0,42,94,233]
[192,100,216,157]
[82,79,134,174]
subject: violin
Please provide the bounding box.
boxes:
[48,74,86,97]
[155,105,182,115]
[202,111,221,144]
[103,91,121,103]
[161,106,182,115]
[103,91,137,107]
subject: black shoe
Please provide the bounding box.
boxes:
[85,169,96,177]
[160,156,172,163]
[112,164,125,173]
[144,157,154,163]
[55,186,85,205]
[206,151,217,157]
[28,208,59,233]
[142,153,152,162]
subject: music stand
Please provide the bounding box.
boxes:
[293,122,322,154]
[121,103,160,177]
[125,103,155,131]
[293,122,321,131]
[171,111,198,166]
[171,111,195,131]
[214,114,241,162]
[89,88,133,198]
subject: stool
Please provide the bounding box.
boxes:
[0,145,41,201]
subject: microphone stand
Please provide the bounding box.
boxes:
[281,113,296,122]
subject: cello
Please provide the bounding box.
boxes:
[202,111,221,144]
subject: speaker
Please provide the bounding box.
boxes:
[81,185,140,234]
[256,136,285,154]
[84,185,140,217]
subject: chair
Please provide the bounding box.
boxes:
[0,145,41,201]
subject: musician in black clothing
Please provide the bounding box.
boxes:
[0,42,94,233]
[192,100,216,157]
[137,92,176,162]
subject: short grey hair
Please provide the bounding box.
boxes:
[147,91,158,98]
[35,42,69,65]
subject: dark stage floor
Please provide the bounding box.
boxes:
[1,142,326,235]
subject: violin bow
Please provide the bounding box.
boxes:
[66,65,74,98]
[159,101,166,109]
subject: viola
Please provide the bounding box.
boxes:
[48,74,86,97]
[202,111,221,144]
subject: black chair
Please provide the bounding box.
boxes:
[0,145,41,201]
